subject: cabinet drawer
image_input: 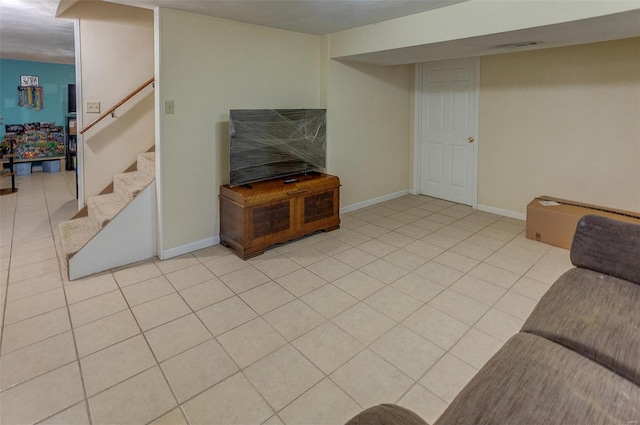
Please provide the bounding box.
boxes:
[304,191,335,224]
[252,201,290,238]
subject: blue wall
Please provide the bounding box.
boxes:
[1,59,75,138]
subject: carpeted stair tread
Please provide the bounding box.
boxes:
[136,152,155,178]
[114,171,153,203]
[87,193,127,228]
[62,148,156,279]
[59,217,99,259]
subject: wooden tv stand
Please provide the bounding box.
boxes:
[219,173,340,260]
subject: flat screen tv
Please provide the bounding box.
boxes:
[229,109,326,187]
[68,84,76,113]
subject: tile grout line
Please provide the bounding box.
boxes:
[2,179,574,424]
[1,173,92,424]
[199,205,533,410]
[0,225,528,418]
[113,252,296,424]
[42,171,95,425]
[109,269,189,425]
[0,181,18,357]
[189,251,369,421]
[334,207,534,380]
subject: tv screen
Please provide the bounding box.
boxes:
[229,109,326,187]
[68,84,76,113]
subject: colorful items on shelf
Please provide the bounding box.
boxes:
[0,140,10,158]
[3,122,65,159]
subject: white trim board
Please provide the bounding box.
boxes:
[161,236,219,260]
[161,189,412,260]
[154,8,164,260]
[162,196,523,262]
[74,18,85,209]
[476,204,526,221]
[162,190,411,259]
[340,189,410,214]
[412,62,423,196]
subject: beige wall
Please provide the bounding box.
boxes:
[156,9,416,253]
[326,60,413,207]
[478,38,640,214]
[156,9,323,253]
[66,2,154,201]
[63,2,640,260]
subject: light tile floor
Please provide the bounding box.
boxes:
[0,170,574,425]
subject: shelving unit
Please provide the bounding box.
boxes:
[7,123,65,159]
[2,123,66,174]
[0,153,18,195]
[65,115,77,171]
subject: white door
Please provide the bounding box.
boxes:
[418,58,478,206]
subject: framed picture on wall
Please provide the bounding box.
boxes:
[20,75,39,87]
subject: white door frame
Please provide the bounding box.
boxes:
[74,19,85,209]
[412,58,480,209]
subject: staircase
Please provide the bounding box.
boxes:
[59,152,157,280]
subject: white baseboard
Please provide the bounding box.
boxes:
[161,189,410,258]
[477,204,526,221]
[159,199,524,262]
[340,189,410,214]
[161,235,220,260]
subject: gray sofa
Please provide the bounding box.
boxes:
[348,215,640,425]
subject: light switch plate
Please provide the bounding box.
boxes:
[86,101,100,113]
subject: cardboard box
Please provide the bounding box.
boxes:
[526,196,640,249]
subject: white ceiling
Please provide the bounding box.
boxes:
[0,0,467,64]
[102,0,467,35]
[0,0,75,63]
[1,0,638,65]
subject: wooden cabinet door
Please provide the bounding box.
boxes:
[299,188,340,234]
[303,191,335,223]
[249,199,293,242]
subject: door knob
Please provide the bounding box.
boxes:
[467,137,474,143]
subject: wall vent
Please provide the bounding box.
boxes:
[495,41,543,49]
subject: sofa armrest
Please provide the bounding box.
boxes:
[571,215,640,285]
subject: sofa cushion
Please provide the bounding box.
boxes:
[345,404,428,425]
[571,215,640,285]
[434,332,640,425]
[522,267,640,385]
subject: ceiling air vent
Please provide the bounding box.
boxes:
[495,41,543,49]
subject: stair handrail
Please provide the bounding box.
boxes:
[79,77,155,135]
